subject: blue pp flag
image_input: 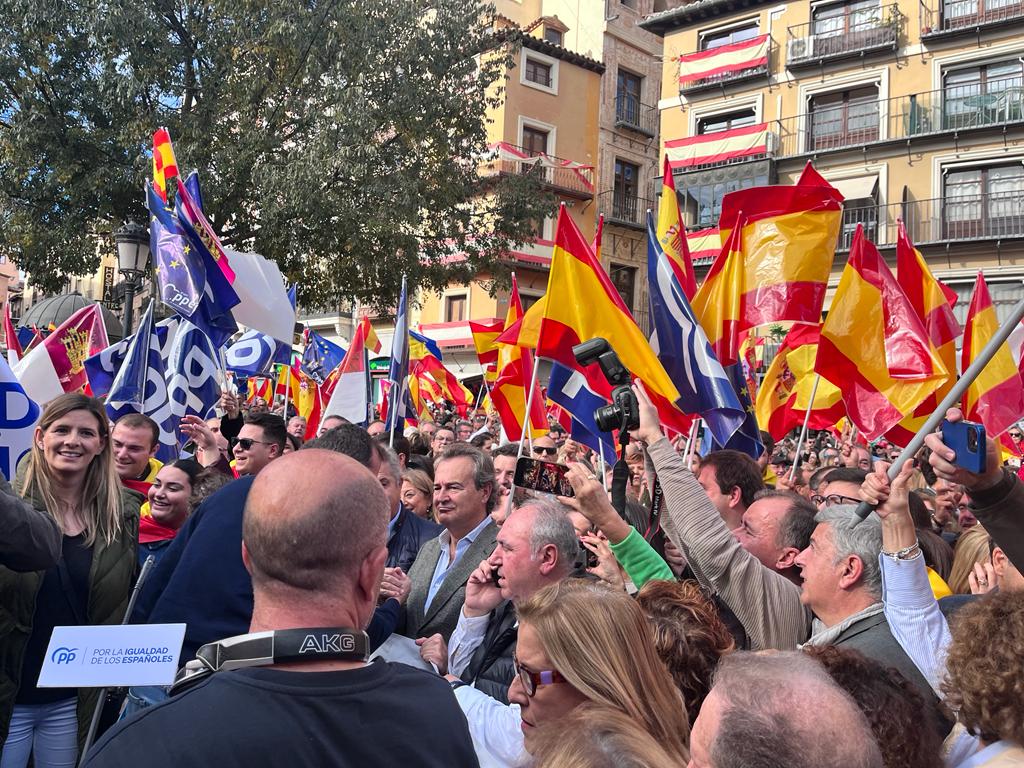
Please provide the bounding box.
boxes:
[85,317,180,400]
[166,321,222,448]
[301,329,346,383]
[709,364,764,460]
[547,361,617,466]
[105,301,179,461]
[646,211,745,448]
[0,356,41,480]
[226,330,287,378]
[385,277,412,431]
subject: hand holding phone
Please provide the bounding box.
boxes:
[941,419,987,474]
[514,457,575,497]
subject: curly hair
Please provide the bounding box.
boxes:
[803,645,943,768]
[941,590,1024,745]
[636,579,735,725]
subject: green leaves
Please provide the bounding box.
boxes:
[0,0,554,308]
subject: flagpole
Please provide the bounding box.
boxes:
[282,362,291,419]
[853,283,1024,524]
[517,356,543,459]
[598,446,608,492]
[682,419,699,469]
[686,418,703,471]
[789,374,820,483]
[390,376,407,449]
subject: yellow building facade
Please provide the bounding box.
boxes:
[642,0,1024,324]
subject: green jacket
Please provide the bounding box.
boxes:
[0,461,141,750]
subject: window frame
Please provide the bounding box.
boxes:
[520,49,559,95]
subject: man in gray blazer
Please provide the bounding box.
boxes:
[401,443,498,642]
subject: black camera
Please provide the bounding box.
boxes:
[572,338,639,433]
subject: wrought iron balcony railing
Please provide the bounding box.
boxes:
[614,95,657,137]
[920,0,1024,37]
[786,3,902,68]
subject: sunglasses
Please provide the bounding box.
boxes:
[532,446,557,457]
[513,655,568,697]
[233,437,274,451]
[1011,433,1023,440]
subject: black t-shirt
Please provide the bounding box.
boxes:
[17,533,92,704]
[83,660,480,767]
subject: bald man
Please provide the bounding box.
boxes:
[87,452,477,767]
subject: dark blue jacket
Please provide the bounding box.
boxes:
[133,476,399,664]
[386,505,443,574]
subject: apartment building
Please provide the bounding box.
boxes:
[641,0,1024,325]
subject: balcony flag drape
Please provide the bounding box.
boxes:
[678,35,770,89]
[665,124,772,170]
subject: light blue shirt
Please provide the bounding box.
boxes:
[959,741,1017,768]
[425,515,492,610]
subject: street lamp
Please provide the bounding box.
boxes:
[114,221,150,336]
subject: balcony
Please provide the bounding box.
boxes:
[665,124,777,172]
[597,191,652,229]
[920,0,1024,38]
[614,95,657,137]
[481,142,595,199]
[678,35,772,95]
[773,76,1024,157]
[837,192,1024,250]
[786,3,902,69]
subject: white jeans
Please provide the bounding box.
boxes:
[1,698,78,768]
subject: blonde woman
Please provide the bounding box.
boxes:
[947,524,992,594]
[1,394,141,767]
[400,469,434,521]
[510,579,690,763]
[531,704,679,768]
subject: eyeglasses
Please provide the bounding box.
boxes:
[513,655,568,697]
[812,493,862,506]
[1011,433,1023,440]
[233,437,274,451]
[532,446,557,457]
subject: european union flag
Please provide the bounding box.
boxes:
[711,363,764,459]
[646,211,745,448]
[301,329,346,383]
[148,183,205,320]
[547,361,617,466]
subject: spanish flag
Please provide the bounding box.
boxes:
[658,155,697,300]
[409,335,473,417]
[537,205,688,434]
[592,214,604,262]
[469,319,503,366]
[815,225,949,440]
[496,295,545,350]
[886,221,961,446]
[755,323,844,440]
[962,272,1024,439]
[152,128,179,203]
[718,183,842,329]
[691,218,745,366]
[492,276,547,440]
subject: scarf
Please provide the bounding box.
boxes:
[802,602,884,648]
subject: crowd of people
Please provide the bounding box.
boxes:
[0,384,1021,767]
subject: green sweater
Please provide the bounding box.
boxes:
[609,527,674,589]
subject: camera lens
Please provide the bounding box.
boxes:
[967,427,978,452]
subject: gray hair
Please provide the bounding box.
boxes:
[515,497,579,576]
[435,443,497,512]
[375,443,402,483]
[710,651,882,768]
[814,505,883,599]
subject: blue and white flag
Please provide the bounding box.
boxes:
[105,301,178,461]
[166,321,222,448]
[385,277,413,430]
[0,356,41,480]
[646,211,745,448]
[85,317,180,400]
[546,361,617,466]
[301,329,345,384]
[226,330,286,378]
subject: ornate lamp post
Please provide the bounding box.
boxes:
[113,221,150,336]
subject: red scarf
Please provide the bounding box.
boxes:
[139,514,179,544]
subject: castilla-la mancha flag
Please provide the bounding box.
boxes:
[815,225,949,440]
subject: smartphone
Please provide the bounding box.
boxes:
[942,419,986,474]
[514,457,575,498]
[489,565,501,587]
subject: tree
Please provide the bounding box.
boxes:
[0,0,555,307]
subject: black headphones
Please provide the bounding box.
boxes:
[170,627,369,695]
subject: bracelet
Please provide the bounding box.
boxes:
[881,541,920,561]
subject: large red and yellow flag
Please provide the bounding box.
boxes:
[717,183,843,330]
[755,323,844,440]
[152,128,179,203]
[886,221,961,446]
[962,272,1024,440]
[469,319,504,366]
[537,205,688,434]
[492,276,548,440]
[409,336,474,417]
[815,225,949,440]
[658,155,698,300]
[691,218,745,366]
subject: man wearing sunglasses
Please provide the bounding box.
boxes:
[233,413,287,477]
[530,435,558,460]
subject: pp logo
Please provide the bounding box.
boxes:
[51,647,77,665]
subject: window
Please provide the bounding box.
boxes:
[700,22,760,50]
[808,85,879,150]
[943,0,1023,28]
[680,166,770,227]
[616,70,643,126]
[943,60,1024,129]
[444,295,467,323]
[610,264,637,313]
[521,293,543,312]
[525,57,553,87]
[944,162,1024,239]
[837,178,880,248]
[543,27,563,45]
[521,126,549,157]
[697,109,757,134]
[812,0,883,37]
[620,0,637,8]
[613,160,641,221]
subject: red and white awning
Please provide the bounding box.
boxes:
[486,142,594,190]
[665,124,771,170]
[687,228,721,265]
[678,35,770,89]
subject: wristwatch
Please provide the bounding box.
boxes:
[449,679,468,691]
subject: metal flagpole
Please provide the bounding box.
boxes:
[682,419,699,470]
[686,418,703,471]
[517,356,543,459]
[390,376,407,449]
[789,374,821,483]
[853,281,1024,524]
[598,445,609,491]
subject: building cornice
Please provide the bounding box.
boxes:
[639,0,775,34]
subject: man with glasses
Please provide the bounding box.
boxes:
[530,435,558,460]
[233,413,287,477]
[810,467,868,509]
[430,427,456,457]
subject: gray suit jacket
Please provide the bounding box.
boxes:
[401,519,498,642]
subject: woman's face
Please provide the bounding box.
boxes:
[401,480,431,518]
[147,466,193,530]
[507,622,588,753]
[38,409,105,476]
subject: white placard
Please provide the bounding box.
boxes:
[38,624,186,688]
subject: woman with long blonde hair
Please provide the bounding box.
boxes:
[0,394,141,767]
[948,524,991,594]
[510,579,690,763]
